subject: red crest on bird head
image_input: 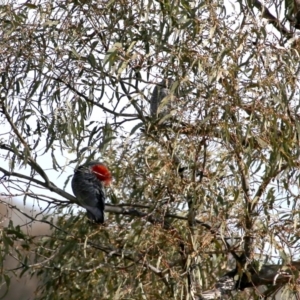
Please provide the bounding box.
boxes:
[89,163,112,186]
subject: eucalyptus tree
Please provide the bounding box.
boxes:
[1,1,300,299]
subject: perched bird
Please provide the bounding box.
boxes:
[150,78,174,117]
[71,161,112,223]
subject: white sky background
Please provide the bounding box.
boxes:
[1,0,300,262]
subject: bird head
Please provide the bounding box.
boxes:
[86,161,112,186]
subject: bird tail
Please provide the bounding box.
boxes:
[86,207,104,224]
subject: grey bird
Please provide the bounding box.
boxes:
[150,78,174,117]
[71,161,112,223]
